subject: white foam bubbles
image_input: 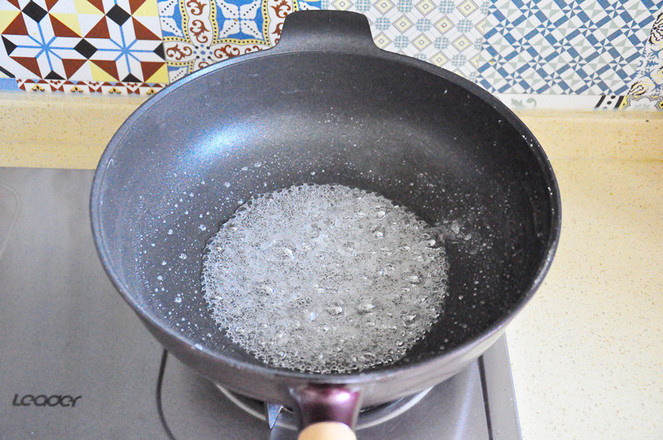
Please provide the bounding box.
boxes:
[202,184,448,374]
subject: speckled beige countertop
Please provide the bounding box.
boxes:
[1,93,662,439]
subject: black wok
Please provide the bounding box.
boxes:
[91,10,560,439]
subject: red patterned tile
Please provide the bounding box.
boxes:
[1,0,168,89]
[16,77,165,94]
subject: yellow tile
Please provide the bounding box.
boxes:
[470,53,482,68]
[0,10,20,34]
[374,0,394,14]
[146,64,169,83]
[457,0,478,16]
[412,34,431,51]
[475,17,488,34]
[373,32,391,49]
[74,0,105,15]
[415,0,435,16]
[394,15,413,32]
[90,63,117,82]
[331,0,352,11]
[434,16,454,34]
[133,0,160,17]
[430,52,448,67]
[50,13,82,35]
[452,35,471,51]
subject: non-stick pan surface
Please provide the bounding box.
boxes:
[91,11,560,411]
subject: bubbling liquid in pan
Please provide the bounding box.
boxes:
[202,184,449,374]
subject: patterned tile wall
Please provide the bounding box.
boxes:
[159,0,321,83]
[0,0,662,110]
[477,0,660,95]
[1,0,167,93]
[320,0,489,81]
[624,11,663,109]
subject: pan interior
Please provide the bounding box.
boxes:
[94,52,555,374]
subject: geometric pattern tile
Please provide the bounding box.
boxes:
[17,77,165,93]
[2,0,659,96]
[620,94,663,110]
[628,11,663,98]
[157,0,487,83]
[1,0,166,86]
[320,0,489,81]
[477,0,661,95]
[594,94,628,109]
[158,0,321,82]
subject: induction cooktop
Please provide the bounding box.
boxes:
[0,167,521,439]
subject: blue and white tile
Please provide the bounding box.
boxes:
[478,0,661,95]
[321,0,490,80]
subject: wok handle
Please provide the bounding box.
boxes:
[299,422,357,440]
[275,10,378,54]
[291,385,362,440]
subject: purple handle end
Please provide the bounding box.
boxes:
[290,385,362,429]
